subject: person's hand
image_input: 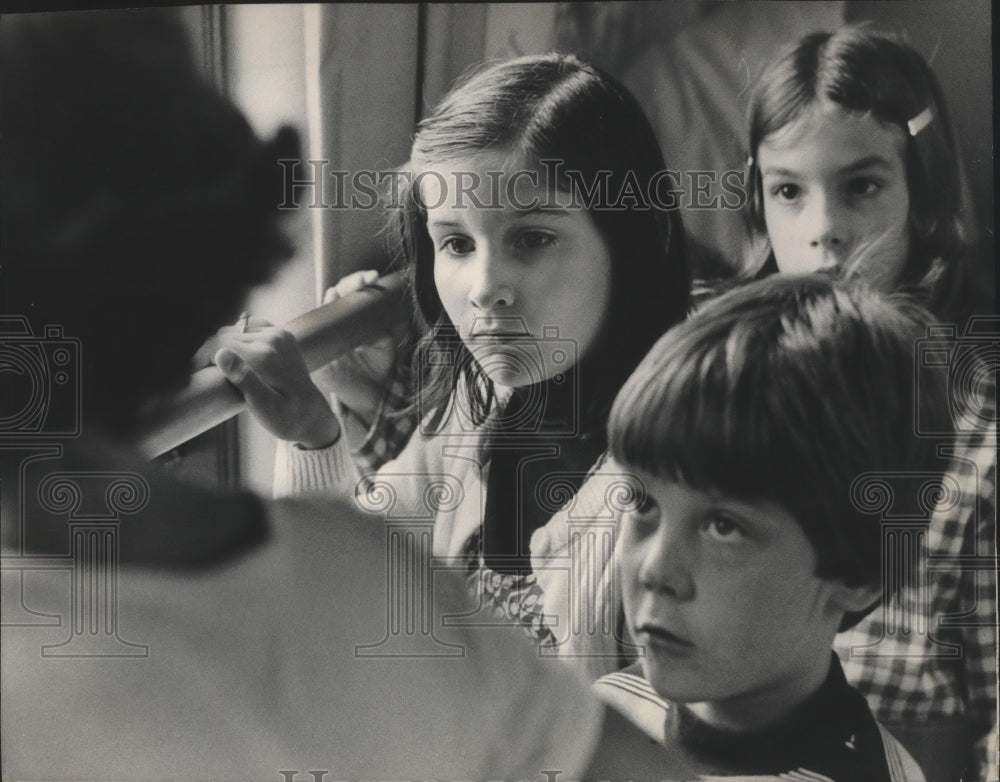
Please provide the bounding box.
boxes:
[311,269,401,423]
[211,318,341,449]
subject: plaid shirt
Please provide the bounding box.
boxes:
[834,384,998,781]
[346,354,418,476]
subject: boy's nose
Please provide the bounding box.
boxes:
[637,529,694,601]
[468,248,515,309]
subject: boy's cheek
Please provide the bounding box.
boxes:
[618,569,644,623]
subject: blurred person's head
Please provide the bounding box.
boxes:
[0,10,299,438]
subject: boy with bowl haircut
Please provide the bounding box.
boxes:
[595,274,948,781]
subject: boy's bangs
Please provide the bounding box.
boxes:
[609,280,895,517]
[609,316,812,503]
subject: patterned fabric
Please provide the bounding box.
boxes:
[348,352,418,476]
[834,382,998,781]
[462,529,557,647]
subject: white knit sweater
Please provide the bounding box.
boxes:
[273,396,634,679]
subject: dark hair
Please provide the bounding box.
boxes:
[0,10,299,437]
[388,53,690,433]
[609,274,951,630]
[743,25,972,320]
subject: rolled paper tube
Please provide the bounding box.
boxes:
[137,271,409,458]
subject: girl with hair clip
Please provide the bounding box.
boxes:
[741,24,976,322]
[734,25,996,782]
[216,52,690,666]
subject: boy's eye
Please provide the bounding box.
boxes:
[440,236,474,256]
[845,177,882,198]
[628,490,658,521]
[769,183,801,203]
[514,230,557,250]
[701,512,746,543]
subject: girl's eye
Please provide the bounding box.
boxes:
[770,183,801,203]
[701,512,747,543]
[514,230,557,250]
[846,177,882,198]
[440,236,474,256]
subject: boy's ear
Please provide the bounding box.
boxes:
[829,579,882,616]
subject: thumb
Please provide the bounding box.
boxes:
[215,347,274,403]
[190,336,220,372]
[324,269,380,303]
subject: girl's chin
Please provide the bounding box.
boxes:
[483,368,547,389]
[470,345,551,388]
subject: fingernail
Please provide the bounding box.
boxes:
[216,349,240,375]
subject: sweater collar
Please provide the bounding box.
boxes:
[669,654,886,776]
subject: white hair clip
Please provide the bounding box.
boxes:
[907,107,933,137]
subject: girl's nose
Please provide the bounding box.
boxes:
[806,197,850,262]
[636,525,694,601]
[468,247,515,309]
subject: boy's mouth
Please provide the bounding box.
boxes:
[635,623,694,651]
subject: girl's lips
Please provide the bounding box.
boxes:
[468,316,531,339]
[467,331,533,347]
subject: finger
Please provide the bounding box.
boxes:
[321,286,339,305]
[217,317,274,335]
[353,334,396,356]
[213,326,284,352]
[214,347,276,403]
[191,336,222,371]
[241,316,274,330]
[324,269,380,303]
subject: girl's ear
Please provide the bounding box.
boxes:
[746,152,767,233]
